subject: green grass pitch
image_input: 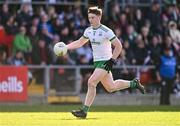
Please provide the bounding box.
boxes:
[0,105,180,126]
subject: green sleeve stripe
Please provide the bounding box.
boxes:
[100,26,109,32]
[83,35,89,39]
[109,36,116,41]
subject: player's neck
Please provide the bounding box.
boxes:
[92,23,101,30]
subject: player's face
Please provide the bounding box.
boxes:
[88,13,101,27]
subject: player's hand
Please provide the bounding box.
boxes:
[156,74,162,82]
[104,58,116,71]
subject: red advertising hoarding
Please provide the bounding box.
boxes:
[0,66,28,102]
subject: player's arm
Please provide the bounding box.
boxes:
[104,37,122,71]
[67,36,89,50]
[111,37,122,60]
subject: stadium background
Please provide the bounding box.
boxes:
[0,0,180,105]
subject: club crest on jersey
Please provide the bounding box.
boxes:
[99,32,102,36]
[93,31,96,35]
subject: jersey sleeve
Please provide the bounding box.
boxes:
[106,29,116,42]
[82,28,89,39]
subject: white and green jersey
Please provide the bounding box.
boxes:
[83,24,116,61]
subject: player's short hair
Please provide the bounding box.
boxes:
[88,6,102,16]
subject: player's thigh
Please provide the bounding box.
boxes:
[88,68,108,85]
[101,72,114,90]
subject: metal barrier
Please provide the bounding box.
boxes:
[27,65,157,98]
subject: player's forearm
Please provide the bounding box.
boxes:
[112,42,122,60]
[67,40,83,50]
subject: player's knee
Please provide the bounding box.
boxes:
[88,78,97,87]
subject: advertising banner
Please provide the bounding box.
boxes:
[0,66,28,102]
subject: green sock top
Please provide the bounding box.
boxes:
[82,105,90,113]
[130,80,137,88]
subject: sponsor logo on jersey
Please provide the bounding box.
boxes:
[91,41,101,45]
[99,32,102,36]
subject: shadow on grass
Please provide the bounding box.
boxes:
[0,105,180,112]
[62,117,99,120]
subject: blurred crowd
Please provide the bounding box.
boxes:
[0,1,179,66]
[0,1,180,94]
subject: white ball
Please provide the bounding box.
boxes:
[53,42,67,56]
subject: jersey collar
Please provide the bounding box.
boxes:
[92,24,102,30]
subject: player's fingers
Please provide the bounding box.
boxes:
[107,66,110,71]
[105,66,108,71]
[104,66,107,70]
[108,66,112,71]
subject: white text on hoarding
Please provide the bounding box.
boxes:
[0,76,23,93]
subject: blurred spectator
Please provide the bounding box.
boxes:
[161,35,178,55]
[149,35,162,64]
[31,39,52,65]
[28,25,39,48]
[133,35,148,65]
[36,6,46,17]
[16,3,32,26]
[78,19,88,34]
[148,35,162,83]
[110,3,121,23]
[144,19,151,30]
[12,25,32,54]
[119,13,128,36]
[0,3,11,26]
[122,40,134,64]
[163,4,180,22]
[76,43,93,64]
[8,50,26,66]
[141,26,150,46]
[146,1,162,34]
[50,34,60,63]
[168,21,180,44]
[124,24,137,46]
[134,9,144,33]
[47,6,57,20]
[67,40,79,64]
[4,16,17,55]
[71,28,81,40]
[51,17,63,34]
[5,16,18,35]
[73,7,83,28]
[0,49,7,65]
[124,5,134,24]
[59,26,71,43]
[39,14,53,33]
[114,27,122,40]
[31,16,40,28]
[0,23,13,55]
[116,49,130,66]
[40,25,53,46]
[156,47,178,105]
